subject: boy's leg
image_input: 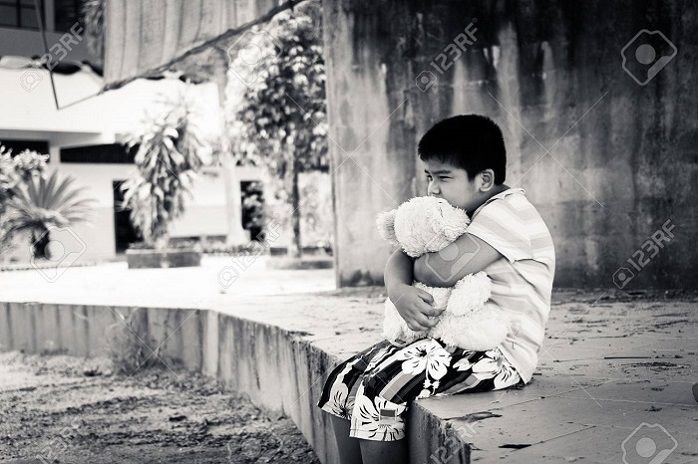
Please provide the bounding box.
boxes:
[317,340,397,464]
[348,339,448,464]
[349,340,523,464]
[330,414,363,464]
[359,437,408,464]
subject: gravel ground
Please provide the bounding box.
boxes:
[0,352,320,464]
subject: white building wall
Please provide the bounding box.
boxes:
[0,68,263,262]
[1,2,264,264]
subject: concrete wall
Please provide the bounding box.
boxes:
[322,0,698,289]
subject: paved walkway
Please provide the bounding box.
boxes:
[210,289,698,463]
[0,256,335,309]
[1,261,696,463]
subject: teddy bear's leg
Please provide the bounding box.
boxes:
[434,273,505,350]
[429,312,460,348]
[427,316,445,344]
[445,309,510,351]
[445,272,493,317]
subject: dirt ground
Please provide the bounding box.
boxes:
[0,352,320,464]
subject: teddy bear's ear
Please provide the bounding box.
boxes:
[376,209,399,246]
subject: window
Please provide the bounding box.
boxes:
[53,0,83,32]
[60,143,136,164]
[0,139,50,160]
[0,0,45,30]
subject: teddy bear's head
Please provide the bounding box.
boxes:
[376,196,469,258]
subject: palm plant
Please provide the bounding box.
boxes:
[2,171,95,259]
[1,147,51,257]
[120,94,208,250]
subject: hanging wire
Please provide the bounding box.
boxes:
[31,0,101,110]
[34,0,61,110]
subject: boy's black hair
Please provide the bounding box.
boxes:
[418,114,506,184]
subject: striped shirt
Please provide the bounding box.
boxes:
[466,187,556,383]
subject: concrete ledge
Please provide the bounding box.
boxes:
[2,292,696,463]
[0,298,469,463]
[265,257,334,270]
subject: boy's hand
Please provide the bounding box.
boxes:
[389,284,443,331]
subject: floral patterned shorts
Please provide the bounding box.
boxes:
[317,338,524,441]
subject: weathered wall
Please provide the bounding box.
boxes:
[323,0,698,288]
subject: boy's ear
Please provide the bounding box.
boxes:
[376,209,399,247]
[476,169,496,191]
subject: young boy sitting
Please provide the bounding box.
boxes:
[317,114,556,464]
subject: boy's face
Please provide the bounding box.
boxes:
[424,159,483,213]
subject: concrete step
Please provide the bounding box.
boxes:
[1,291,696,463]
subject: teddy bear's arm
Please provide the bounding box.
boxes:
[376,209,399,247]
[414,233,503,287]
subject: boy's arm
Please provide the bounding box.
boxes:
[414,233,503,287]
[385,249,443,330]
[384,248,414,299]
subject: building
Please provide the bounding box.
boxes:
[0,0,263,263]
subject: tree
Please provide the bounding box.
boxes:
[1,147,49,208]
[82,0,105,67]
[229,2,328,258]
[1,147,53,256]
[120,94,209,250]
[2,170,95,259]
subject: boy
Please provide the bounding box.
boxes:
[317,114,555,464]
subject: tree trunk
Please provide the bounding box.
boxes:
[288,160,302,259]
[31,229,50,259]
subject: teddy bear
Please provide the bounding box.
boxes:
[376,196,510,351]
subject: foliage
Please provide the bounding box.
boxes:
[200,239,272,255]
[106,308,168,375]
[82,0,105,66]
[262,171,333,249]
[0,147,21,211]
[2,170,95,259]
[299,172,333,248]
[120,94,209,249]
[0,147,53,256]
[241,181,265,237]
[228,1,328,257]
[230,12,328,172]
[0,147,49,205]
